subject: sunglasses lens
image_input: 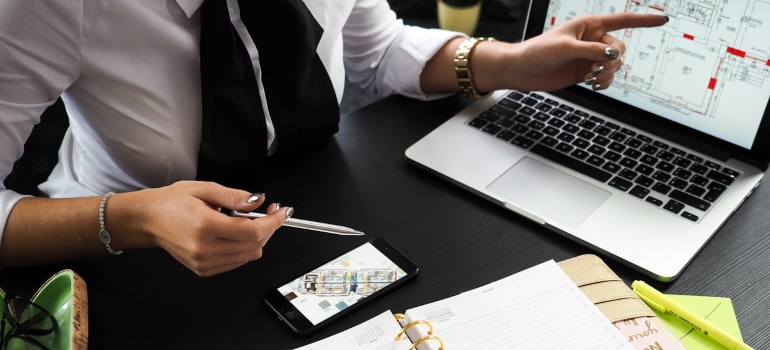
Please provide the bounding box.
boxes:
[9,298,56,334]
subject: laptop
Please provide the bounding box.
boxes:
[406,0,770,281]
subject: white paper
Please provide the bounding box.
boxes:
[293,310,412,350]
[400,260,634,350]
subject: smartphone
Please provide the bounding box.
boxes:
[263,237,419,335]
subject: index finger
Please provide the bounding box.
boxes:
[598,13,668,32]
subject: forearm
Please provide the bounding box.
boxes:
[420,37,522,95]
[0,193,152,268]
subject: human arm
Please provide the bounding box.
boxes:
[419,13,669,95]
[1,183,290,277]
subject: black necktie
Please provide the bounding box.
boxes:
[197,0,340,192]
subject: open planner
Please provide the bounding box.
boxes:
[294,255,685,350]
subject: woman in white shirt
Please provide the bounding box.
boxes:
[0,0,666,276]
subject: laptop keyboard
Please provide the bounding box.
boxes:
[467,90,740,223]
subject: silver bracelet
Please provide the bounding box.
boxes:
[99,192,123,255]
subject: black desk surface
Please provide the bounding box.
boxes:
[2,94,769,349]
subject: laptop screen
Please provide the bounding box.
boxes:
[524,1,770,167]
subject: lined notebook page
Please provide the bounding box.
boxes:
[294,310,411,350]
[400,260,633,350]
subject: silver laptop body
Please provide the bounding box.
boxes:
[406,1,770,281]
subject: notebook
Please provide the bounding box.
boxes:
[293,255,686,350]
[405,0,770,281]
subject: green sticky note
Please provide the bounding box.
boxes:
[651,294,742,350]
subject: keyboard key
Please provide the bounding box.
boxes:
[681,211,699,222]
[686,184,706,197]
[507,91,525,100]
[722,167,739,177]
[587,145,605,155]
[525,130,544,140]
[639,155,658,166]
[562,124,580,134]
[497,118,515,129]
[511,135,535,149]
[656,161,675,172]
[547,118,566,128]
[528,120,546,130]
[557,133,576,142]
[529,93,545,100]
[468,118,487,129]
[704,183,726,202]
[519,106,536,116]
[603,151,622,162]
[635,175,654,187]
[629,185,649,199]
[511,124,529,134]
[530,144,612,182]
[559,104,575,112]
[636,134,653,143]
[574,110,589,118]
[533,112,550,121]
[703,160,720,169]
[618,168,638,181]
[609,177,633,191]
[594,125,612,136]
[480,111,502,123]
[481,124,502,135]
[602,162,621,173]
[578,120,597,130]
[604,122,621,130]
[514,114,531,124]
[488,106,513,118]
[623,149,642,159]
[498,99,523,111]
[593,136,610,146]
[521,97,539,106]
[571,149,589,160]
[535,103,553,112]
[619,158,638,169]
[620,128,636,137]
[646,197,664,206]
[587,155,605,167]
[672,168,692,180]
[691,175,709,187]
[670,178,688,190]
[690,163,709,175]
[652,171,671,182]
[624,138,643,148]
[652,141,670,150]
[706,170,735,186]
[609,132,627,142]
[672,157,692,168]
[588,116,604,124]
[609,142,626,152]
[555,142,574,153]
[564,114,582,124]
[577,130,595,140]
[548,109,567,118]
[544,98,560,106]
[639,144,659,155]
[656,150,675,161]
[572,138,590,149]
[652,182,671,195]
[496,130,516,141]
[663,200,685,214]
[636,164,655,176]
[541,136,559,147]
[542,126,560,136]
[669,189,711,211]
[686,154,704,164]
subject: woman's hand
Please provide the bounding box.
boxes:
[491,13,668,92]
[115,181,289,277]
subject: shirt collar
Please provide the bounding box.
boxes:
[176,0,206,18]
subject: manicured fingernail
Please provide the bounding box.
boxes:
[592,83,603,91]
[593,65,605,75]
[246,192,265,204]
[665,16,670,23]
[604,46,620,59]
[274,203,281,210]
[585,75,597,85]
[285,207,294,219]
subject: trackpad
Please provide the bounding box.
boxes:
[486,157,611,229]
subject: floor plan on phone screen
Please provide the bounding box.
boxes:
[276,243,408,325]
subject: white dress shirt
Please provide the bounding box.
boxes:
[0,0,460,242]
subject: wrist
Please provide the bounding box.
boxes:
[463,39,516,94]
[103,191,155,251]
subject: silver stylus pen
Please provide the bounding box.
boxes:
[231,210,365,236]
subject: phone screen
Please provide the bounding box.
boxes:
[264,238,418,334]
